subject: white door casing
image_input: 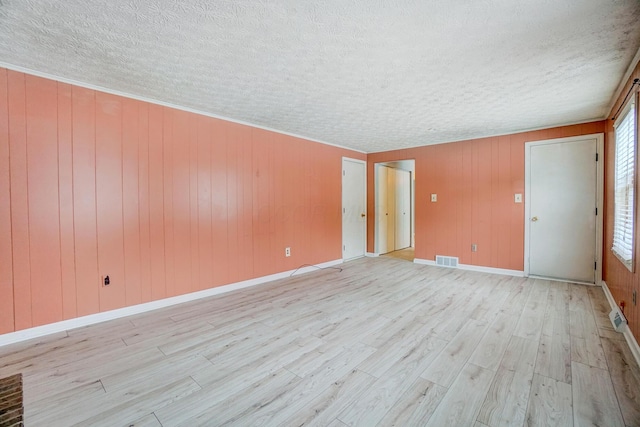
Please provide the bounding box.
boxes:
[375,165,389,254]
[342,158,367,260]
[395,169,411,250]
[386,167,396,253]
[525,134,604,284]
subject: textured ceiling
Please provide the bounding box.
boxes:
[0,1,639,153]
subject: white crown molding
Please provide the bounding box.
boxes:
[606,45,640,118]
[0,259,343,347]
[0,62,366,155]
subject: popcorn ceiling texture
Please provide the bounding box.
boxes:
[0,0,638,153]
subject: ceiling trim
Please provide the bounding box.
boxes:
[0,61,367,155]
[367,117,605,154]
[606,45,640,118]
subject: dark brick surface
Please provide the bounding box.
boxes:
[0,374,23,427]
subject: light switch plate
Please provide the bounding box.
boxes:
[514,193,522,203]
[431,194,437,202]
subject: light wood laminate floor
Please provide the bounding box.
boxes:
[1,257,639,426]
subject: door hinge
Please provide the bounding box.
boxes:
[595,207,598,215]
[595,153,598,161]
[343,170,345,176]
[594,261,597,270]
[343,245,345,251]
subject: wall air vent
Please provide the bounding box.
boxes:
[435,255,459,268]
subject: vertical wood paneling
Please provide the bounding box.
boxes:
[25,75,62,327]
[122,98,141,306]
[95,92,125,312]
[470,141,480,266]
[56,82,77,320]
[1,68,363,335]
[288,136,300,266]
[510,135,525,271]
[162,108,175,297]
[71,86,99,317]
[0,68,14,333]
[477,139,492,267]
[271,135,284,267]
[252,128,270,277]
[460,143,473,265]
[237,124,254,282]
[188,114,200,291]
[197,115,212,290]
[138,103,152,303]
[324,147,341,262]
[211,119,229,286]
[147,104,166,300]
[8,71,32,330]
[490,138,500,266]
[497,136,511,269]
[225,123,239,282]
[268,132,279,268]
[172,110,191,296]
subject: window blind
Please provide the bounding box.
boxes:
[612,97,636,268]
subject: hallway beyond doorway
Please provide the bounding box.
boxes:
[381,247,414,262]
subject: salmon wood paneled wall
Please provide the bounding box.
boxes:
[0,68,365,334]
[604,60,640,343]
[367,121,605,271]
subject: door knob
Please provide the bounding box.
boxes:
[361,213,366,217]
[531,216,538,222]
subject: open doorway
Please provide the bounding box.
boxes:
[375,160,415,261]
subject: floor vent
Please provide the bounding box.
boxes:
[0,373,23,427]
[435,255,459,268]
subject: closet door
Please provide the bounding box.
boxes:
[395,169,411,250]
[386,167,396,253]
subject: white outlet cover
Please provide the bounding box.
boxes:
[515,193,522,203]
[431,194,437,202]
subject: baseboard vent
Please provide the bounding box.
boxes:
[0,373,23,427]
[435,255,459,268]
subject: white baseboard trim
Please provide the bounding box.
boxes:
[413,258,436,266]
[365,252,379,257]
[413,258,525,277]
[601,281,640,369]
[0,259,343,348]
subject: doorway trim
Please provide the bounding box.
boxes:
[524,133,604,284]
[374,160,415,256]
[342,157,367,261]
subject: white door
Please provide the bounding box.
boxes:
[342,158,366,260]
[386,167,396,253]
[395,169,411,249]
[375,165,389,254]
[528,138,597,283]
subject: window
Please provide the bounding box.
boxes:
[612,95,637,271]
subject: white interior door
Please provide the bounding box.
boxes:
[528,138,597,283]
[395,169,411,249]
[386,167,396,253]
[375,165,389,254]
[342,158,366,260]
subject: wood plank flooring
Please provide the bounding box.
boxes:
[1,257,639,426]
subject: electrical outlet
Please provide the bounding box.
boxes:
[431,194,437,202]
[514,193,522,203]
[471,244,477,252]
[285,247,291,257]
